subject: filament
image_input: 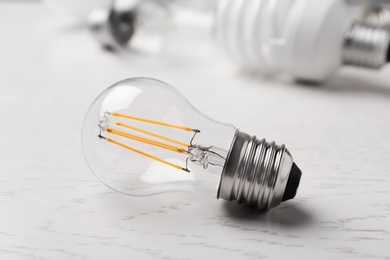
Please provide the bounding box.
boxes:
[106,127,187,154]
[104,137,187,171]
[115,121,189,147]
[110,112,197,132]
[98,112,203,172]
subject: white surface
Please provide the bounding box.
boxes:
[1,2,390,259]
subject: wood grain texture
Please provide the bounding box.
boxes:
[0,3,389,260]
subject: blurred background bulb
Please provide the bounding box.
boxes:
[82,77,302,210]
[88,0,169,53]
[88,0,216,54]
[216,0,390,82]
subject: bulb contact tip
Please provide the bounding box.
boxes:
[282,162,302,202]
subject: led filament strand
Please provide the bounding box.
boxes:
[110,112,196,132]
[99,112,199,172]
[106,127,187,153]
[115,122,190,147]
[104,137,186,171]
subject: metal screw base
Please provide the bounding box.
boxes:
[343,22,390,69]
[217,131,294,210]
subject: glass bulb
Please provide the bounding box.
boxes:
[82,77,302,210]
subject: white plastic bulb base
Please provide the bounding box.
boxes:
[82,77,302,210]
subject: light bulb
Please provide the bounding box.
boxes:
[216,0,390,82]
[82,77,302,210]
[88,0,216,53]
[88,0,169,52]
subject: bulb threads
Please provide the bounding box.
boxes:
[343,22,390,69]
[218,131,298,210]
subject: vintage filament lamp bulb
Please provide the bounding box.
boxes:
[216,0,390,82]
[82,77,302,210]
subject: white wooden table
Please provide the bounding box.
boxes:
[1,2,390,259]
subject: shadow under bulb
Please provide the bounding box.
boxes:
[82,78,302,210]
